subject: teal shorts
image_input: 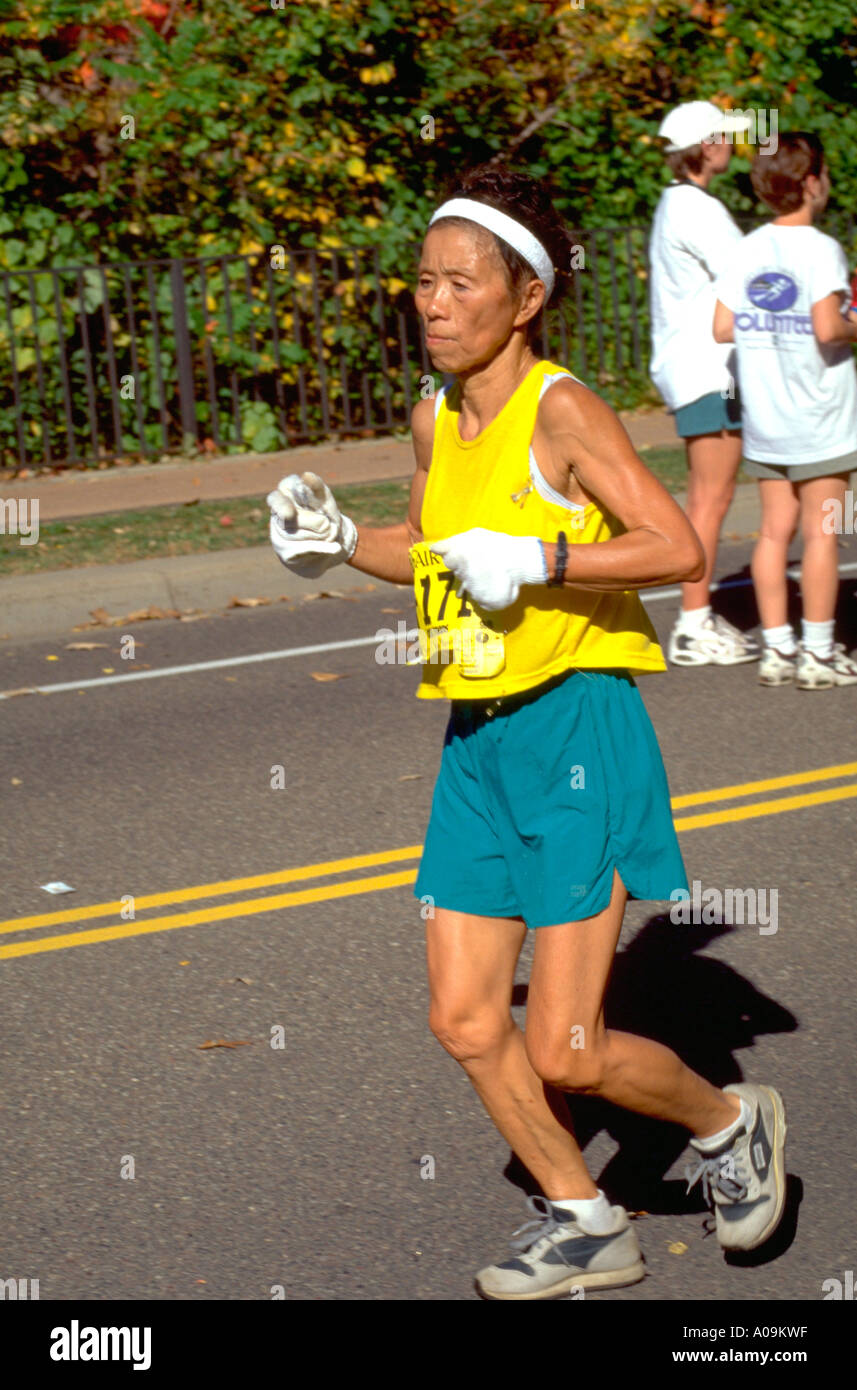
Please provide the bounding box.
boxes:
[674,389,741,438]
[414,669,688,928]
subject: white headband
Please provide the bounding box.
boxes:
[428,197,555,302]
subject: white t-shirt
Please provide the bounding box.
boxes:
[648,182,744,411]
[715,224,857,464]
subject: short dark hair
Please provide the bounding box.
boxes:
[665,144,705,180]
[750,131,825,214]
[427,162,576,345]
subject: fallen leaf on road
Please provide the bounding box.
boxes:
[183,497,201,507]
[668,1241,688,1255]
[124,606,181,622]
[197,1039,252,1049]
[89,607,114,626]
[381,608,403,614]
[310,672,347,682]
[45,654,59,661]
[228,596,271,608]
[101,667,115,674]
[180,614,208,622]
[11,777,22,784]
[65,642,108,651]
[398,774,422,781]
[303,590,343,600]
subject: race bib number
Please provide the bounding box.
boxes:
[408,543,506,679]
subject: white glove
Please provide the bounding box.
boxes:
[429,528,548,611]
[267,471,358,578]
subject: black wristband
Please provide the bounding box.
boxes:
[548,530,568,587]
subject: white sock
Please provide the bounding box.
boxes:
[695,1097,752,1152]
[549,1189,614,1232]
[677,605,711,632]
[801,618,834,659]
[762,623,797,655]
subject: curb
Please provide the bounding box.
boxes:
[0,483,764,644]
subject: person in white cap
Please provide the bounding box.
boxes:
[649,99,760,666]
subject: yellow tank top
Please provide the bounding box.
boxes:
[412,358,666,700]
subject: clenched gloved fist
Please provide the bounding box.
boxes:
[267,471,358,579]
[429,528,548,611]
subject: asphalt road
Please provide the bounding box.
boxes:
[1,538,856,1303]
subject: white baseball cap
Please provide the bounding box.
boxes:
[657,100,753,153]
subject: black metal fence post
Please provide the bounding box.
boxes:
[169,258,198,450]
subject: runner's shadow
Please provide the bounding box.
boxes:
[505,913,797,1220]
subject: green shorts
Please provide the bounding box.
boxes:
[414,669,688,928]
[674,390,741,438]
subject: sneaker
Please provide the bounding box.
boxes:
[758,646,797,686]
[474,1195,645,1300]
[685,1082,787,1251]
[668,614,760,667]
[796,642,857,689]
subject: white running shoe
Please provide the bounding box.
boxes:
[758,646,796,686]
[796,642,857,689]
[475,1196,645,1300]
[668,613,760,667]
[686,1082,787,1252]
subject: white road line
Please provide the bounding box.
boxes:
[0,636,381,698]
[4,560,857,699]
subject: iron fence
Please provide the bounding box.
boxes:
[2,212,853,470]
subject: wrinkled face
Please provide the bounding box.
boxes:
[415,222,538,372]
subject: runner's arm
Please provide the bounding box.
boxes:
[538,380,705,591]
[346,397,433,583]
[812,291,857,345]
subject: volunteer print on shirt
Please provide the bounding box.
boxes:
[716,224,857,465]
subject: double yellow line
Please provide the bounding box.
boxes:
[2,761,856,961]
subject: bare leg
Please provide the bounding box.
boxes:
[427,881,741,1203]
[524,873,742,1183]
[427,908,599,1199]
[681,430,743,611]
[751,478,799,630]
[798,474,848,622]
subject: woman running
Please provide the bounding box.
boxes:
[268,163,788,1299]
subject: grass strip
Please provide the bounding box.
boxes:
[0,448,751,578]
